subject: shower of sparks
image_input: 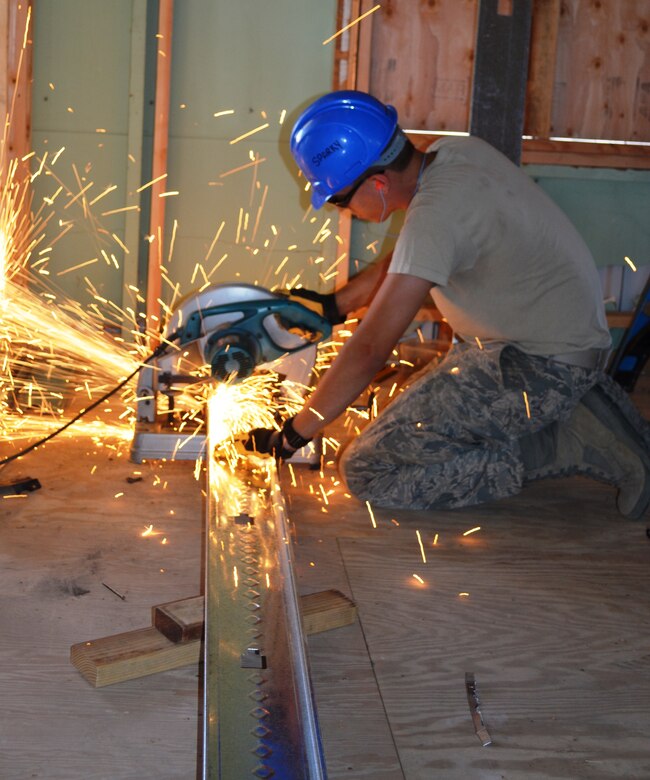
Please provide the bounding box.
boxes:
[322,4,381,45]
[412,573,425,585]
[522,390,531,419]
[463,526,481,537]
[624,255,637,272]
[206,372,305,470]
[1,38,345,473]
[0,122,158,458]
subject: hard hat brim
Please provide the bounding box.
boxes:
[311,190,329,210]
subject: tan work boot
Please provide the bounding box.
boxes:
[521,402,650,520]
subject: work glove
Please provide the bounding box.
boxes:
[287,287,346,326]
[244,416,312,460]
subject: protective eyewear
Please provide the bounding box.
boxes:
[327,173,373,208]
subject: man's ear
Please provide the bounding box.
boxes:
[372,173,389,192]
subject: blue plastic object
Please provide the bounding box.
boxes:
[172,297,332,382]
[290,90,405,209]
[609,272,650,391]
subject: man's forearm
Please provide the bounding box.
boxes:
[291,334,389,440]
[291,271,433,442]
[335,252,393,318]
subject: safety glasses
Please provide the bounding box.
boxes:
[327,172,373,208]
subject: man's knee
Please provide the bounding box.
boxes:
[336,436,362,492]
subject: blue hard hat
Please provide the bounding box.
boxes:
[290,90,406,209]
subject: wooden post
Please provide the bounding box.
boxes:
[525,0,561,139]
[0,1,32,284]
[122,0,148,337]
[146,0,174,344]
[330,0,376,292]
[6,0,32,165]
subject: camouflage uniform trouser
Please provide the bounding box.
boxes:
[339,342,599,510]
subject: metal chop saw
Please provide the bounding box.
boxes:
[130,283,331,463]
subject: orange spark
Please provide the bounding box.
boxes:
[229,123,269,145]
[624,255,637,272]
[322,4,381,45]
[366,500,377,528]
[136,173,167,193]
[219,157,267,178]
[416,529,427,563]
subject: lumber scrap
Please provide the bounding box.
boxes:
[71,589,356,688]
[70,627,200,688]
[301,590,358,636]
[152,595,203,643]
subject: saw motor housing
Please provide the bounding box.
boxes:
[135,283,332,425]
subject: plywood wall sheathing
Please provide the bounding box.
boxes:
[339,0,650,167]
[552,0,650,142]
[368,0,478,132]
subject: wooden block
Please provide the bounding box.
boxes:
[300,590,357,636]
[152,595,203,643]
[72,590,357,687]
[70,627,200,688]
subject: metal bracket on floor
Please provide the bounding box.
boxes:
[0,476,41,497]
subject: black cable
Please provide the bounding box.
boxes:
[0,347,161,469]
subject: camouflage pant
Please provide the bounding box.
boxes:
[339,342,599,510]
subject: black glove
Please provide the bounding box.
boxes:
[244,417,312,460]
[288,287,346,326]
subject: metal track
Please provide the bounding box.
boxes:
[202,453,327,779]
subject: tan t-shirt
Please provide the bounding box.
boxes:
[389,136,611,356]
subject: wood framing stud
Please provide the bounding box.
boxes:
[146,0,174,344]
[525,0,561,139]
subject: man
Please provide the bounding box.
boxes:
[247,90,650,519]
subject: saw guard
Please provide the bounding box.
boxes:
[154,283,331,383]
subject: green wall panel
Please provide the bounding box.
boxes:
[30,0,337,315]
[525,166,650,269]
[31,1,132,133]
[30,0,135,309]
[163,1,338,299]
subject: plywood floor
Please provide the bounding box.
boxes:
[1,380,650,780]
